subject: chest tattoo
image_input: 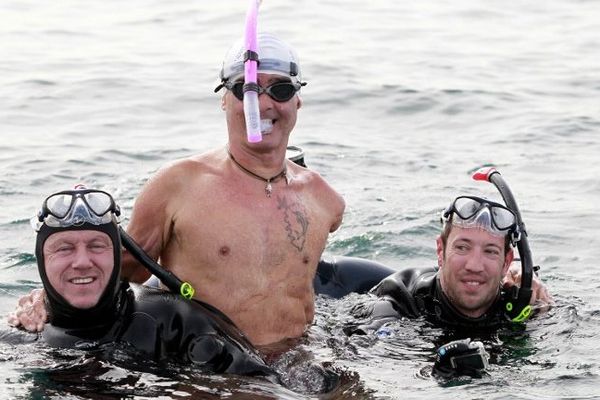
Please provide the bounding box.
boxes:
[277,196,309,251]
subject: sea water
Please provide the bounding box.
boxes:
[1,0,599,398]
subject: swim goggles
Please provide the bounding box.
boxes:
[442,196,520,241]
[32,188,120,231]
[223,80,302,102]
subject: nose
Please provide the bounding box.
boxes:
[71,244,93,269]
[258,88,276,109]
[464,249,484,272]
[258,95,274,113]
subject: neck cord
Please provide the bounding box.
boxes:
[227,148,287,197]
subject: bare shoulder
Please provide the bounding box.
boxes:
[290,164,345,231]
[146,150,221,191]
[127,149,222,248]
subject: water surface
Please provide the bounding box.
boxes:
[1,0,599,398]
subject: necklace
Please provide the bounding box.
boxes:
[227,148,287,197]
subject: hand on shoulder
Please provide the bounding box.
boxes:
[7,288,47,332]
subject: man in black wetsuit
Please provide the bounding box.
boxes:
[344,194,551,376]
[13,186,273,377]
[350,195,535,330]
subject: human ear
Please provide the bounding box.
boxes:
[436,236,444,267]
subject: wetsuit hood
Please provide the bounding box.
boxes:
[35,220,122,329]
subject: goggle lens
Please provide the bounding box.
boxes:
[83,192,113,216]
[45,194,73,218]
[447,196,517,233]
[226,81,299,102]
[489,206,515,230]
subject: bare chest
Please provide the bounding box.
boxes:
[162,185,331,285]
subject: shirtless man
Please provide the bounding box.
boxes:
[117,32,345,346]
[10,33,344,347]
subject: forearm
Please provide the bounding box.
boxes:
[121,251,152,283]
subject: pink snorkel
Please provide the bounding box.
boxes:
[243,0,262,143]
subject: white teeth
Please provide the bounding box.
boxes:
[260,119,273,134]
[71,277,94,284]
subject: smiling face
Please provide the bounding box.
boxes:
[43,230,114,309]
[222,73,302,151]
[437,226,513,318]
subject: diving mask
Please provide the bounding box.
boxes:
[32,187,120,231]
[442,196,520,241]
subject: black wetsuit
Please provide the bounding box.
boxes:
[314,256,396,299]
[41,282,273,377]
[28,210,274,378]
[348,266,508,333]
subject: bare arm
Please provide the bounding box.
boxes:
[310,170,345,233]
[122,163,181,282]
[330,194,345,233]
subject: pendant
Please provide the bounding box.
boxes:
[265,182,272,197]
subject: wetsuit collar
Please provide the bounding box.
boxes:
[432,274,506,330]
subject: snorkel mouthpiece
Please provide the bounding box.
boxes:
[243,0,262,143]
[260,119,273,134]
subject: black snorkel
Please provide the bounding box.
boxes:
[472,167,533,322]
[119,227,195,300]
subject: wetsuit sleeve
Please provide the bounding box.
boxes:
[369,268,430,318]
[344,268,434,335]
[0,327,39,345]
[314,256,396,298]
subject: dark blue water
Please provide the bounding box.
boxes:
[1,1,599,398]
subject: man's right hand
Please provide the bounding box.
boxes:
[7,288,48,332]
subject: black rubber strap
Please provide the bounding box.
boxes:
[244,50,259,63]
[243,82,260,93]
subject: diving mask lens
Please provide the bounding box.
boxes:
[45,194,74,218]
[83,191,114,216]
[448,196,517,234]
[36,189,119,230]
[226,81,299,102]
[488,204,516,230]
